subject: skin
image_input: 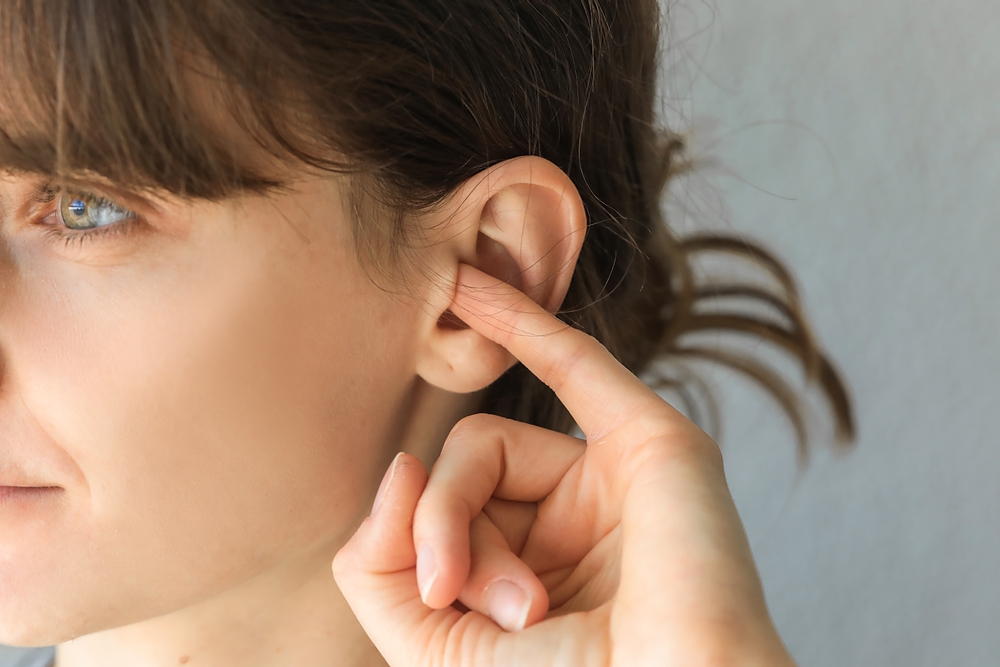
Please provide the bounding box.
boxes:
[0,171,423,666]
[0,141,793,664]
[336,265,798,666]
[0,157,589,666]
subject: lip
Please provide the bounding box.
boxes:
[0,486,63,505]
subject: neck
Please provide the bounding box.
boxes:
[55,542,385,667]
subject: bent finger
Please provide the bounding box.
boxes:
[413,414,585,608]
[334,453,428,574]
[333,454,473,666]
[451,264,677,440]
[456,513,549,632]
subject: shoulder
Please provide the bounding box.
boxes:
[0,647,55,667]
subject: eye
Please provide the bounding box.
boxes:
[59,192,137,231]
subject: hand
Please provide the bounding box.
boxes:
[333,264,796,667]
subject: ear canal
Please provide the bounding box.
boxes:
[437,310,468,331]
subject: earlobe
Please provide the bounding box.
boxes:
[415,156,586,395]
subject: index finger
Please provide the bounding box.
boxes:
[450,264,668,439]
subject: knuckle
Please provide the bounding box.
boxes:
[629,400,724,468]
[440,416,508,478]
[442,414,503,452]
[544,335,595,392]
[623,415,724,476]
[662,429,724,470]
[415,479,475,526]
[414,488,458,524]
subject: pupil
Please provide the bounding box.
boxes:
[68,199,87,217]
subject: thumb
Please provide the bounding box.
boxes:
[332,452,503,667]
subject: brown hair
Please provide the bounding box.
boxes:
[0,0,854,455]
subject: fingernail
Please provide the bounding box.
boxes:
[417,544,438,604]
[370,452,403,517]
[484,579,531,632]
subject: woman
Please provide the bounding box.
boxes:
[0,0,853,665]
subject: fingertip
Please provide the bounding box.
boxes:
[337,452,429,577]
[483,579,533,632]
[456,514,550,632]
[411,495,474,609]
[417,543,439,605]
[451,265,527,328]
[370,452,427,522]
[370,451,405,517]
[416,540,470,610]
[454,263,510,297]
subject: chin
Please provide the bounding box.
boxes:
[0,556,108,648]
[0,602,68,648]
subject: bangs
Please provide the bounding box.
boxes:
[0,0,293,198]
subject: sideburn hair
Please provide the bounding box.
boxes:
[0,0,855,456]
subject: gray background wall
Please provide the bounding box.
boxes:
[663,1,1000,665]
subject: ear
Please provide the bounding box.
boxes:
[414,156,586,394]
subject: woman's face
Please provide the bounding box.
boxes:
[0,172,427,643]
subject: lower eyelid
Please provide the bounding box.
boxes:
[38,212,143,249]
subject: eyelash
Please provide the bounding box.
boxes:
[34,184,142,248]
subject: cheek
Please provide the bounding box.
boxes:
[0,233,415,641]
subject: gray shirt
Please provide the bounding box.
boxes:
[0,647,54,667]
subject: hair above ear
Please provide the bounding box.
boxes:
[413,156,586,395]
